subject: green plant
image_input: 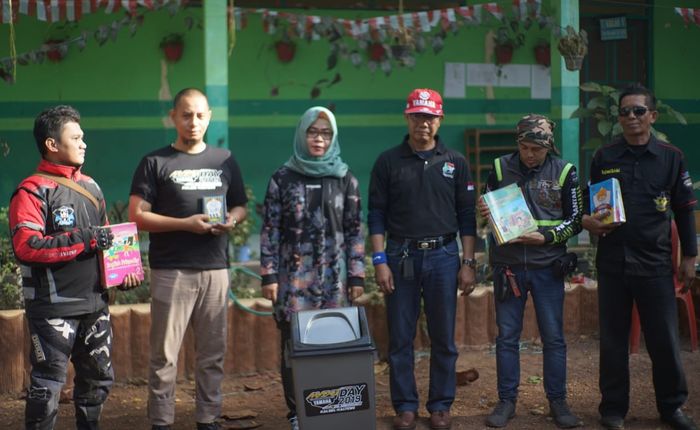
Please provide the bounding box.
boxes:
[0,207,23,310]
[571,81,687,150]
[494,20,526,49]
[159,32,183,49]
[229,185,257,261]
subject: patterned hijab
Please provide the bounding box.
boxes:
[516,114,558,155]
[284,106,349,178]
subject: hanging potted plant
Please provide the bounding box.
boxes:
[556,26,588,71]
[533,39,550,67]
[274,33,296,63]
[44,39,67,63]
[367,42,386,62]
[493,22,525,65]
[160,33,184,63]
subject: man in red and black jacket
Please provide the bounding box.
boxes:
[9,105,139,430]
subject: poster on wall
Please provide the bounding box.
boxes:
[444,63,466,98]
[531,65,551,99]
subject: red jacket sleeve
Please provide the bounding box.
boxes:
[9,188,95,265]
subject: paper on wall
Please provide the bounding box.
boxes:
[444,63,466,98]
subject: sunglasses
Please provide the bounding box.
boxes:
[618,106,649,118]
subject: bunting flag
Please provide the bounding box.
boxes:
[244,2,502,39]
[674,7,700,27]
[513,0,542,21]
[0,0,185,24]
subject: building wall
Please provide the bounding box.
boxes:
[1,2,699,217]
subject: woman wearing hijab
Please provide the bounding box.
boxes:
[259,106,365,430]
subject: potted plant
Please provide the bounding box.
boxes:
[274,36,296,63]
[44,39,67,63]
[493,21,525,65]
[367,42,386,62]
[533,39,550,67]
[556,25,587,71]
[160,33,184,63]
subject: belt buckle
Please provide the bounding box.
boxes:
[417,239,436,250]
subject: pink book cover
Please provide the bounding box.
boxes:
[99,222,145,288]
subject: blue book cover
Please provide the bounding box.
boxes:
[589,178,626,224]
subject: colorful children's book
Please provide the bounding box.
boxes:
[482,183,538,245]
[201,195,227,224]
[99,222,145,288]
[589,178,626,224]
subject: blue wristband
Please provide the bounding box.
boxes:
[372,252,387,265]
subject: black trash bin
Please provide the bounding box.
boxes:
[289,306,376,430]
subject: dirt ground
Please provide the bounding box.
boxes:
[1,336,699,430]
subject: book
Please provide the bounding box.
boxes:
[99,222,145,288]
[589,178,626,224]
[482,183,538,245]
[201,195,227,224]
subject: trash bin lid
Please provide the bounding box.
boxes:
[296,307,360,345]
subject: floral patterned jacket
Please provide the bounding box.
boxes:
[260,167,365,322]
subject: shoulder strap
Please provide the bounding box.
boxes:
[33,172,100,210]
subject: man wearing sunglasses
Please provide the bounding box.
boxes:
[583,84,698,430]
[368,88,477,429]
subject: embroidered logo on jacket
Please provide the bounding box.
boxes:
[654,193,669,212]
[442,162,455,178]
[52,206,75,228]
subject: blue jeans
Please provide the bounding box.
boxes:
[384,238,460,413]
[494,266,567,401]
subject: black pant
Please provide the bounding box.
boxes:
[25,308,114,430]
[278,321,296,419]
[597,271,688,418]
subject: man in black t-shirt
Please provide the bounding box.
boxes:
[129,88,248,430]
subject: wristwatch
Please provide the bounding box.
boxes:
[462,258,477,268]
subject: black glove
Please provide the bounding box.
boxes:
[84,226,113,251]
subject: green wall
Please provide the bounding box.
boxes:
[2,1,699,217]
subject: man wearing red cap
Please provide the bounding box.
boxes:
[368,88,477,429]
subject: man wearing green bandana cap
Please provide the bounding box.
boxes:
[478,114,584,429]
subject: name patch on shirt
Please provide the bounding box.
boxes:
[53,206,75,228]
[442,162,455,178]
[601,168,620,175]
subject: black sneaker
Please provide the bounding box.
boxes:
[599,415,625,429]
[661,409,698,430]
[486,399,516,428]
[151,426,172,430]
[549,398,583,428]
[196,422,220,430]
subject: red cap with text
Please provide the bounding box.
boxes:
[404,88,444,116]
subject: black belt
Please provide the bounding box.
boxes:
[390,233,456,250]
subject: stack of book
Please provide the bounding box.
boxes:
[482,183,538,245]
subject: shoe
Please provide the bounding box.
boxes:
[485,399,516,428]
[152,426,172,430]
[661,409,699,430]
[600,416,624,429]
[196,422,219,430]
[288,415,299,430]
[549,399,583,428]
[430,410,451,429]
[393,410,417,430]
